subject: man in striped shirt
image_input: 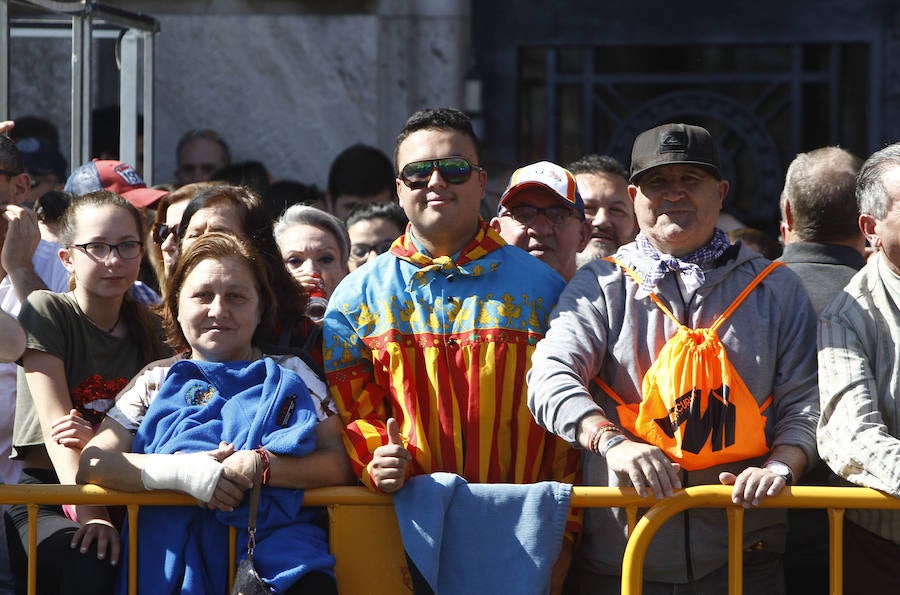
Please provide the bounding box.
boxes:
[818,142,900,593]
[323,108,580,592]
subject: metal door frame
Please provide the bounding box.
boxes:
[1,0,159,182]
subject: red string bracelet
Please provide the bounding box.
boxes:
[256,447,271,485]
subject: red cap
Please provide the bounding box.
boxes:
[64,159,168,209]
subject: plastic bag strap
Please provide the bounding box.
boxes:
[605,257,681,326]
[710,261,784,331]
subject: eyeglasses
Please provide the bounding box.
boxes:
[350,239,394,260]
[501,205,579,226]
[399,157,483,190]
[151,222,180,245]
[0,169,24,178]
[73,241,144,260]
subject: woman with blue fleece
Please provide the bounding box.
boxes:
[77,232,355,594]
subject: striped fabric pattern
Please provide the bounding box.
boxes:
[324,222,580,496]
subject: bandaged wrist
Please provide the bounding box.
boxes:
[141,453,223,502]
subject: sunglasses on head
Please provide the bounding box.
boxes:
[151,222,180,245]
[399,157,483,190]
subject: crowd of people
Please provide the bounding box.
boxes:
[0,106,899,595]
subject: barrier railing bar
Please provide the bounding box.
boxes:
[126,504,139,595]
[26,504,36,595]
[828,507,845,595]
[0,484,654,506]
[228,526,237,592]
[4,484,895,595]
[622,485,900,595]
[725,507,744,595]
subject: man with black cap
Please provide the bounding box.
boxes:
[16,136,67,209]
[528,123,819,593]
[490,161,590,281]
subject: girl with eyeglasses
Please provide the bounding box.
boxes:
[7,190,169,595]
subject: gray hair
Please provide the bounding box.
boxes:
[273,204,351,263]
[779,146,862,242]
[857,143,900,220]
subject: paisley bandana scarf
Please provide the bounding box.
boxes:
[636,228,731,295]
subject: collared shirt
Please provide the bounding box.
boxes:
[324,221,580,520]
[779,241,866,315]
[818,252,900,544]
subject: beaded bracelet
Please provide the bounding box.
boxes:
[599,434,628,457]
[587,421,620,454]
[590,428,619,454]
[256,447,271,485]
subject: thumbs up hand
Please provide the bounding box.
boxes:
[386,417,404,446]
[369,418,412,493]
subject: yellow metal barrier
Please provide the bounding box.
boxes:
[0,485,402,595]
[621,485,900,595]
[2,484,896,595]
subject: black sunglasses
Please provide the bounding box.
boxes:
[151,222,180,245]
[399,157,483,190]
[0,169,24,178]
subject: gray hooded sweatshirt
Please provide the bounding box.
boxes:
[528,240,819,583]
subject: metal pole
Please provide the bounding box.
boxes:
[70,13,84,167]
[0,0,9,121]
[119,29,138,169]
[142,31,154,183]
[79,13,92,167]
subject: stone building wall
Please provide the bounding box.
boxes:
[6,0,471,188]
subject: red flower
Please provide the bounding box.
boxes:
[71,374,128,426]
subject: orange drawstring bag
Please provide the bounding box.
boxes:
[596,259,781,470]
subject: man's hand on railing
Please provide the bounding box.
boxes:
[71,505,120,566]
[719,446,805,508]
[718,467,786,508]
[605,440,682,498]
[50,409,94,450]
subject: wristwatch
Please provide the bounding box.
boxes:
[764,460,794,485]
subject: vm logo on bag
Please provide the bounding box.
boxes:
[655,385,736,454]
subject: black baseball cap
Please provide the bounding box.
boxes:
[16,137,67,182]
[629,123,721,183]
